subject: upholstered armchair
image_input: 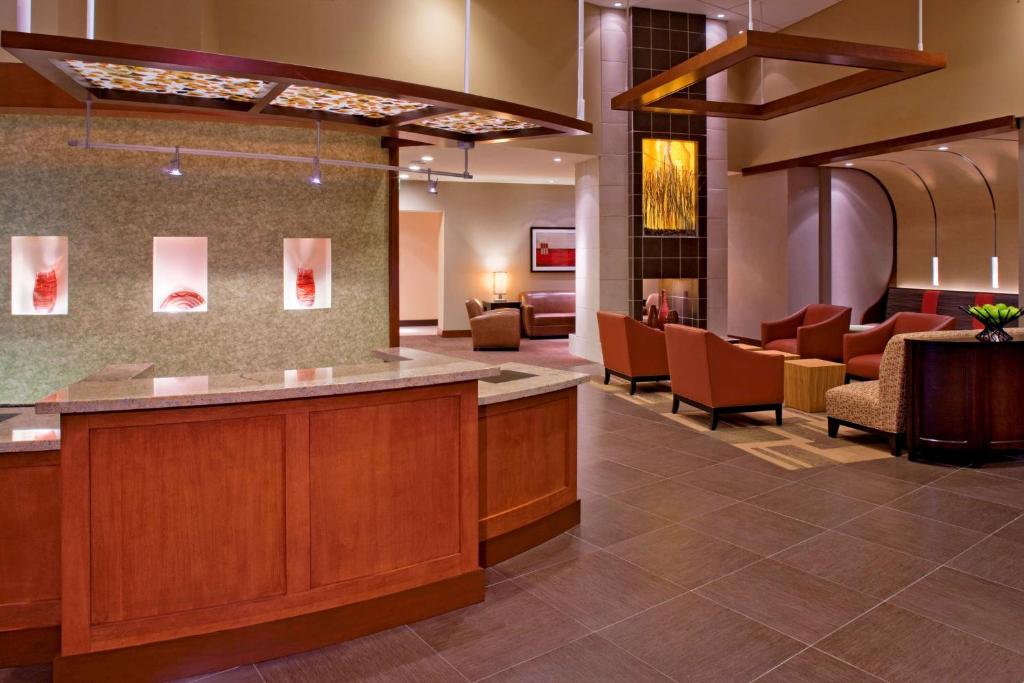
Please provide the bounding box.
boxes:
[761,304,852,361]
[843,312,955,380]
[466,299,520,351]
[665,325,784,430]
[597,312,669,395]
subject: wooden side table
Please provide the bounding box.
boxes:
[784,359,846,413]
[483,300,521,312]
[757,349,800,361]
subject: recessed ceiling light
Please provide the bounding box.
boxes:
[613,2,623,7]
[548,179,557,184]
[937,146,949,151]
[409,164,421,171]
[553,157,562,163]
[738,29,745,34]
[420,155,434,162]
[398,173,410,180]
[716,13,725,18]
[844,162,855,167]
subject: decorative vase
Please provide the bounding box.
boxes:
[645,304,659,328]
[658,289,669,325]
[32,269,58,313]
[960,305,1021,343]
[296,268,316,308]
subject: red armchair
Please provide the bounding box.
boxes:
[666,325,784,430]
[761,304,852,361]
[597,312,670,395]
[844,312,955,380]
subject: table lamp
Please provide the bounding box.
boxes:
[492,271,509,302]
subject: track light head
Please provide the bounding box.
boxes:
[427,171,439,194]
[163,146,183,177]
[307,159,323,186]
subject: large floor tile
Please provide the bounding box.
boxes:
[601,593,804,683]
[889,567,1024,655]
[928,470,1024,509]
[493,533,599,579]
[980,458,1024,482]
[578,432,653,463]
[410,582,588,681]
[610,479,734,522]
[801,467,922,505]
[602,445,715,477]
[672,435,748,463]
[951,536,1024,591]
[514,551,681,629]
[568,494,672,548]
[774,531,937,599]
[680,502,823,556]
[484,634,670,682]
[748,483,876,528]
[607,524,761,589]
[579,459,664,495]
[843,457,956,485]
[721,453,835,482]
[577,409,650,435]
[835,507,984,563]
[696,560,879,644]
[998,516,1024,544]
[756,648,881,683]
[886,486,1022,534]
[818,603,1024,682]
[674,463,788,500]
[617,420,706,449]
[258,628,455,683]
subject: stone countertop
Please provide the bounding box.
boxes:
[35,348,499,415]
[0,407,60,453]
[476,362,590,406]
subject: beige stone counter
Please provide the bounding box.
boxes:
[475,362,590,405]
[0,406,61,452]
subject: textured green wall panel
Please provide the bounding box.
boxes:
[0,115,389,404]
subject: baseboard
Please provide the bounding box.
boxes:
[399,319,437,326]
[440,329,472,338]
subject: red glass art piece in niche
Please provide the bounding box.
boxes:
[296,268,316,308]
[33,269,58,313]
[160,289,206,311]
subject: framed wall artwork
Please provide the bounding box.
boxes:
[642,138,698,234]
[283,238,331,310]
[11,235,68,315]
[530,227,575,272]
[153,236,208,313]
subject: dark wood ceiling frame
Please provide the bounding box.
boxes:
[742,115,1020,175]
[1,31,591,142]
[611,31,946,121]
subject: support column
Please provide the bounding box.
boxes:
[705,19,729,335]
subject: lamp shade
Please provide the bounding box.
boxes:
[492,271,509,299]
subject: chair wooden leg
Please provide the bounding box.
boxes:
[775,405,783,425]
[710,409,719,431]
[827,417,839,438]
[630,380,637,395]
[604,369,611,385]
[672,396,680,414]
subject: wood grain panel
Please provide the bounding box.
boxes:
[88,416,288,624]
[309,396,463,587]
[478,389,578,539]
[0,460,60,608]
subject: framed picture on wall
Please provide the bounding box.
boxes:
[530,227,575,272]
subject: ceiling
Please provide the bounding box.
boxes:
[398,144,588,185]
[587,0,842,32]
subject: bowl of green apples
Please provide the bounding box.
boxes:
[960,302,1022,342]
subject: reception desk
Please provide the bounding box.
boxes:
[0,350,586,681]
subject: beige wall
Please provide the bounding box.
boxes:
[0,115,388,404]
[399,210,442,322]
[729,0,1024,171]
[400,180,575,332]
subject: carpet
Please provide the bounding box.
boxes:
[597,378,891,470]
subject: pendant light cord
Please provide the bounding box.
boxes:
[464,0,471,93]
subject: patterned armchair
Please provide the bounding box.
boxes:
[825,329,1024,455]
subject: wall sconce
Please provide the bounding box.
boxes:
[492,271,509,301]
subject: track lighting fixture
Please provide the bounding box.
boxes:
[163,146,183,177]
[306,121,323,185]
[427,171,439,194]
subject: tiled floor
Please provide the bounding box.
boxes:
[7,356,1024,682]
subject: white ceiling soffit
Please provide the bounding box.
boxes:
[587,0,842,32]
[398,145,590,185]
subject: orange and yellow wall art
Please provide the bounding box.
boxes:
[642,138,698,234]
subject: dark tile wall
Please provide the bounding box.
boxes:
[628,7,707,326]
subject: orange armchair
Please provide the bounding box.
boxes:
[597,312,670,395]
[761,304,852,361]
[666,325,784,430]
[844,312,955,380]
